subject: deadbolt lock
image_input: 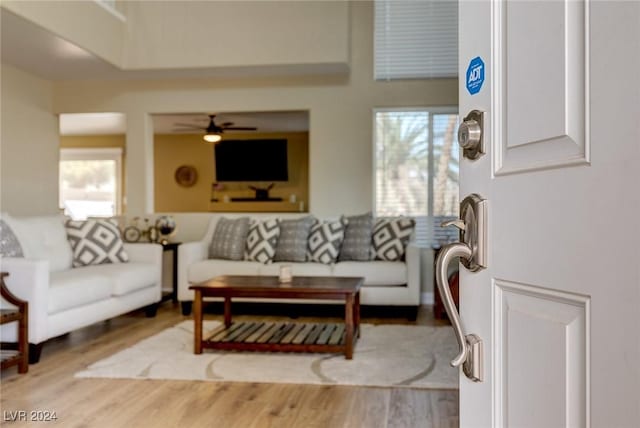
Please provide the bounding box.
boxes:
[458,110,485,160]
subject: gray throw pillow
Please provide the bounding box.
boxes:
[307,217,348,264]
[338,212,374,261]
[372,217,415,261]
[209,217,251,261]
[273,216,315,262]
[0,219,24,257]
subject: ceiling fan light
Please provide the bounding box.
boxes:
[203,133,221,143]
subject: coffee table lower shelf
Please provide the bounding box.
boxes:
[201,321,358,356]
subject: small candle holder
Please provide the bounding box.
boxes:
[279,265,292,283]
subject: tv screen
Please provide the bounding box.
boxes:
[214,139,289,182]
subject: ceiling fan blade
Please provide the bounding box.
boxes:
[172,128,202,133]
[174,123,207,130]
[221,122,234,127]
[223,126,258,131]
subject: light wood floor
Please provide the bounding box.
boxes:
[0,303,458,428]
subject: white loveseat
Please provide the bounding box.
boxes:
[177,214,420,317]
[0,214,163,363]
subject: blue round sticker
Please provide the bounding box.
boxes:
[466,56,485,95]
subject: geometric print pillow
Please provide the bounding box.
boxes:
[0,218,24,257]
[245,219,280,264]
[307,217,348,264]
[372,217,415,261]
[65,219,129,267]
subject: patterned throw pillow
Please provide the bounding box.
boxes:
[0,219,23,257]
[245,219,280,264]
[307,217,348,264]
[273,216,315,262]
[372,217,415,261]
[339,212,374,261]
[65,219,129,267]
[209,217,250,261]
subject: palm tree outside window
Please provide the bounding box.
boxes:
[374,108,459,247]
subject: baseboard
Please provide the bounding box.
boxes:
[421,292,434,305]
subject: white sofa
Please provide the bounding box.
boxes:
[177,214,420,317]
[0,214,163,363]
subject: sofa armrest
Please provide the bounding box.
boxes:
[123,243,163,265]
[405,243,421,305]
[177,241,208,301]
[123,243,163,300]
[0,257,50,344]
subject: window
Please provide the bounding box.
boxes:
[374,109,459,247]
[374,0,458,80]
[59,148,122,220]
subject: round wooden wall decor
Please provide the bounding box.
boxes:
[174,165,198,187]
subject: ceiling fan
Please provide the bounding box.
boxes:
[174,114,257,143]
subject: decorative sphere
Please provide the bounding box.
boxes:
[155,215,176,236]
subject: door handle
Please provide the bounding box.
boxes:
[435,193,487,382]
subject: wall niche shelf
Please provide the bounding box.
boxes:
[209,201,304,213]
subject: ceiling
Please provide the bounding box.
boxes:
[59,113,127,135]
[59,111,309,136]
[1,9,345,81]
[1,8,121,81]
[152,112,310,135]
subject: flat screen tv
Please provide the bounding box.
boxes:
[214,139,289,182]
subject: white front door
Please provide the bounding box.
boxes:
[456,1,640,427]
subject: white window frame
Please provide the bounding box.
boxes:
[373,107,459,247]
[59,147,123,217]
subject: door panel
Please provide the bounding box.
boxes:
[494,0,588,175]
[494,280,588,428]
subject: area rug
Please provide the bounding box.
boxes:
[75,321,459,389]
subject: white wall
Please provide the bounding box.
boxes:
[2,1,348,74]
[53,2,458,218]
[121,1,349,71]
[0,64,59,215]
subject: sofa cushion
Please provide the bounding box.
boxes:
[333,261,407,286]
[209,217,250,261]
[65,219,129,267]
[245,219,280,264]
[189,259,262,284]
[4,214,73,272]
[274,216,314,262]
[77,262,160,296]
[0,218,23,257]
[372,217,415,261]
[339,212,374,262]
[307,217,348,264]
[259,262,333,277]
[49,270,112,314]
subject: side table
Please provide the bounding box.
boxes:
[161,242,181,303]
[0,272,28,373]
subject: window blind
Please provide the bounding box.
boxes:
[375,109,459,247]
[374,0,458,80]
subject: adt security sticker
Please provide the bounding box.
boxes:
[466,56,485,95]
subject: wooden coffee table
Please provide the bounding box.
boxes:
[189,275,363,359]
